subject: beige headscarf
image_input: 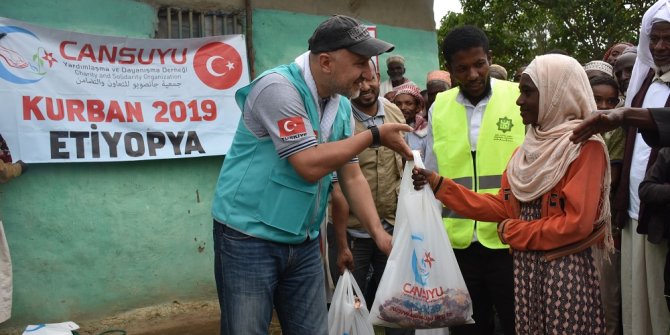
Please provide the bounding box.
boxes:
[506,54,613,254]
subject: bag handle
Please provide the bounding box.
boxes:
[412,150,425,169]
[343,269,367,309]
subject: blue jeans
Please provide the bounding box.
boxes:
[213,220,328,335]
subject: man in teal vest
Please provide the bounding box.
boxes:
[211,15,412,335]
[424,26,524,335]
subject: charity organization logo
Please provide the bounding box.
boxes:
[410,233,435,287]
[193,42,243,90]
[0,25,56,84]
[496,116,514,133]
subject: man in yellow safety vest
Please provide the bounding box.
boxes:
[424,25,524,335]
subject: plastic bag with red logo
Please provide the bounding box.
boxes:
[368,151,474,328]
[328,269,374,335]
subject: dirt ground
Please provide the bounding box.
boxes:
[0,300,285,335]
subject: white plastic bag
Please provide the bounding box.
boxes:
[328,269,375,335]
[368,151,474,328]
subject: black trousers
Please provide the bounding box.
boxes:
[665,240,670,312]
[450,242,516,335]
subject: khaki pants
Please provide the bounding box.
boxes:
[621,220,670,335]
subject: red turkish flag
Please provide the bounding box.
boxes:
[278,117,307,138]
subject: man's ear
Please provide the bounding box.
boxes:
[487,50,493,65]
[318,52,334,74]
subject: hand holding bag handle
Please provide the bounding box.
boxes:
[329,269,374,335]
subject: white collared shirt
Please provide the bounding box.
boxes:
[424,78,497,171]
[629,81,670,219]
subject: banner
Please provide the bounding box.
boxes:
[0,17,250,163]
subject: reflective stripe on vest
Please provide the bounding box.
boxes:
[431,79,525,249]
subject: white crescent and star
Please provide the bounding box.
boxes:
[283,121,296,132]
[205,56,236,77]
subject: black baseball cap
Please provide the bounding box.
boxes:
[308,15,394,57]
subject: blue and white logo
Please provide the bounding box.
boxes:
[0,25,56,84]
[411,233,436,287]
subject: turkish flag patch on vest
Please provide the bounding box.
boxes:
[278,116,307,141]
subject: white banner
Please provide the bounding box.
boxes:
[0,17,250,163]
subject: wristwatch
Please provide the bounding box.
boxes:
[369,125,381,148]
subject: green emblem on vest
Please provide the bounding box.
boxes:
[496,117,513,133]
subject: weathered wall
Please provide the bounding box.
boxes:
[0,0,221,328]
[144,0,244,13]
[253,0,435,31]
[0,0,437,330]
[252,9,439,88]
[143,0,435,31]
[0,0,156,38]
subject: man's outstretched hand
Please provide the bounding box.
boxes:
[571,109,624,143]
[379,123,414,160]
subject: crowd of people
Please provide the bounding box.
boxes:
[208,1,670,334]
[2,1,670,335]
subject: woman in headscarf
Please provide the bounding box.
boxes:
[413,54,612,334]
[392,83,429,159]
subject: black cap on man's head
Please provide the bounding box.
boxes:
[308,15,394,57]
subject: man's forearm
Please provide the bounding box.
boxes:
[337,166,385,240]
[331,182,351,250]
[288,129,376,183]
[624,107,658,129]
[288,123,413,183]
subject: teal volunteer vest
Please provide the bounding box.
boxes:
[211,62,352,244]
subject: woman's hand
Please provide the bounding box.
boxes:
[412,167,441,191]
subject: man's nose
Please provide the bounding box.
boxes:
[467,67,478,80]
[655,39,669,50]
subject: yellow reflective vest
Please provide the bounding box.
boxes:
[431,80,525,249]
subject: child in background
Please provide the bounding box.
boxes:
[589,74,624,335]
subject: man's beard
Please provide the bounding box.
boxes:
[460,76,492,102]
[334,81,362,99]
[655,63,670,74]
